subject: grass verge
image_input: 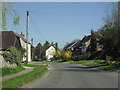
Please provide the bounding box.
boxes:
[83,62,99,66]
[1,66,25,76]
[70,60,95,64]
[97,65,120,71]
[2,64,48,88]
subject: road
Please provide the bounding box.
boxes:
[22,61,119,88]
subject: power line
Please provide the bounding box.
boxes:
[29,15,47,42]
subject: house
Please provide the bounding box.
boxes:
[81,35,92,54]
[0,31,32,62]
[45,46,56,60]
[64,40,82,56]
[63,30,103,57]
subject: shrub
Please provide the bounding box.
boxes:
[55,50,61,60]
[42,56,47,60]
[63,51,72,61]
[78,54,90,60]
[3,46,22,66]
[88,51,106,60]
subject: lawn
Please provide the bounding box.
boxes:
[2,64,48,88]
[97,65,120,71]
[1,66,25,76]
[70,60,120,71]
[70,60,97,64]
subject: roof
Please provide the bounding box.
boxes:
[0,31,29,49]
[64,40,81,50]
[81,35,92,43]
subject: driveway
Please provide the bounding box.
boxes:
[22,61,119,88]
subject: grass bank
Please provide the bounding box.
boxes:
[70,60,100,64]
[2,64,48,88]
[1,66,25,76]
[97,65,120,71]
[70,60,120,71]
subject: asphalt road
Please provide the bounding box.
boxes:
[22,61,119,88]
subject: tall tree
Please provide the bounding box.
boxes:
[34,43,43,57]
[43,41,50,50]
[51,42,54,47]
[55,42,58,50]
[98,2,120,59]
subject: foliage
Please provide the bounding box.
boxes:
[2,64,48,88]
[106,60,120,66]
[55,50,61,60]
[78,54,90,60]
[55,43,58,50]
[63,51,72,60]
[2,2,20,30]
[3,46,22,66]
[42,56,47,60]
[31,45,35,60]
[34,43,43,58]
[88,51,106,60]
[98,3,120,60]
[2,66,25,76]
[43,41,50,51]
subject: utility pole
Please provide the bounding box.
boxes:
[31,38,34,60]
[26,11,29,64]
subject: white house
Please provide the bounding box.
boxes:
[20,38,31,62]
[45,46,56,60]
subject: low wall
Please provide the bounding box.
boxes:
[0,55,17,68]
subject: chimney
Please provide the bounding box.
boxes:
[21,32,24,37]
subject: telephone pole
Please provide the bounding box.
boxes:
[26,11,29,64]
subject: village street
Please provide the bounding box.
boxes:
[22,61,118,88]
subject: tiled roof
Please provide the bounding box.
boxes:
[0,31,29,49]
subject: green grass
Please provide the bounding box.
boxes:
[97,65,120,71]
[2,64,48,88]
[83,62,99,66]
[70,60,95,64]
[1,66,25,76]
[70,60,105,65]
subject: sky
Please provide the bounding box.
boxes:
[6,2,114,48]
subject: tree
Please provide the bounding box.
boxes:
[55,42,58,50]
[34,43,43,58]
[43,41,50,51]
[2,2,20,30]
[51,42,54,46]
[98,2,120,59]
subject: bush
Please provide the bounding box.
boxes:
[3,46,22,66]
[78,54,90,60]
[63,51,72,61]
[55,50,61,60]
[88,51,106,60]
[50,57,55,61]
[42,56,47,60]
